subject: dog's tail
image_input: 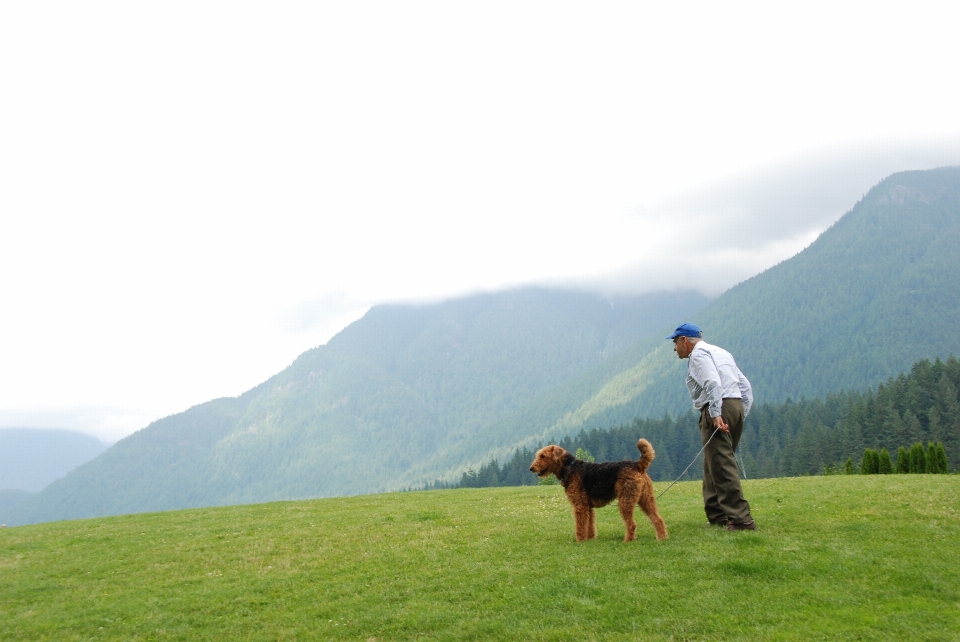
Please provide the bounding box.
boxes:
[636,438,655,473]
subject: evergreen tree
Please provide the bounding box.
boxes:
[878,448,893,474]
[902,411,923,446]
[925,442,939,474]
[909,442,927,473]
[575,448,595,463]
[896,446,910,473]
[459,469,479,487]
[843,457,854,474]
[936,442,949,473]
[860,448,880,474]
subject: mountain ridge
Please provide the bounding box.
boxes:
[9,166,960,525]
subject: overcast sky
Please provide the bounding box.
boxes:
[3,2,960,442]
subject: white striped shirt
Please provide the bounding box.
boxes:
[686,341,753,418]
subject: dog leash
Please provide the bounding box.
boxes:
[656,427,719,500]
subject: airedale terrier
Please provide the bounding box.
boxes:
[529,439,668,541]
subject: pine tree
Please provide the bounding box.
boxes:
[878,448,893,474]
[843,457,854,474]
[860,448,880,474]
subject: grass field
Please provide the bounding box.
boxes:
[2,475,959,641]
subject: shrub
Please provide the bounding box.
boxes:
[925,442,949,474]
[909,442,927,474]
[878,448,893,474]
[896,446,910,474]
[925,442,940,474]
[860,449,880,475]
[843,457,854,475]
[935,442,949,473]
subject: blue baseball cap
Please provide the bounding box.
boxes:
[666,323,702,340]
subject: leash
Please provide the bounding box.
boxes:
[736,450,748,480]
[656,427,719,500]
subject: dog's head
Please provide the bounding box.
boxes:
[529,444,575,478]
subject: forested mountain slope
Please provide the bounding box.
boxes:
[519,166,960,447]
[7,290,707,525]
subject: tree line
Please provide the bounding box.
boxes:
[850,441,949,475]
[444,356,959,488]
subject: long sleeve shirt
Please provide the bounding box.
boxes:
[686,341,753,418]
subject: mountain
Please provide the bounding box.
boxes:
[0,428,106,492]
[7,290,708,525]
[9,166,960,527]
[521,166,960,443]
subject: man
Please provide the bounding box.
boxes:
[667,323,756,531]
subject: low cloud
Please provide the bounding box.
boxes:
[279,292,361,334]
[581,140,960,297]
[0,407,158,445]
[657,139,960,248]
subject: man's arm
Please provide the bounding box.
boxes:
[738,371,753,417]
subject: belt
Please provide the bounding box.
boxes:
[700,398,742,412]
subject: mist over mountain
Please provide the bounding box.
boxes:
[8,166,960,527]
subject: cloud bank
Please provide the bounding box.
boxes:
[565,140,960,297]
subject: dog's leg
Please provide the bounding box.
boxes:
[588,508,597,539]
[574,506,592,542]
[638,486,668,540]
[618,495,638,542]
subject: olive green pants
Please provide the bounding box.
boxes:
[700,398,752,525]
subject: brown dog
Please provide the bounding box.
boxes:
[529,439,667,541]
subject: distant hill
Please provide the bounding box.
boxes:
[0,429,106,492]
[0,489,34,525]
[9,166,960,527]
[7,290,708,525]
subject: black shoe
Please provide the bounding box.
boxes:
[708,519,730,527]
[726,521,756,531]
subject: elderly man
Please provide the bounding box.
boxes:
[668,323,756,531]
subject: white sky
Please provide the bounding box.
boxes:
[2,1,960,442]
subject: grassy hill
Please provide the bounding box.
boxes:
[2,477,958,641]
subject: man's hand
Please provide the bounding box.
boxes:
[712,415,730,433]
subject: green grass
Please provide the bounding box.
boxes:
[2,476,959,641]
